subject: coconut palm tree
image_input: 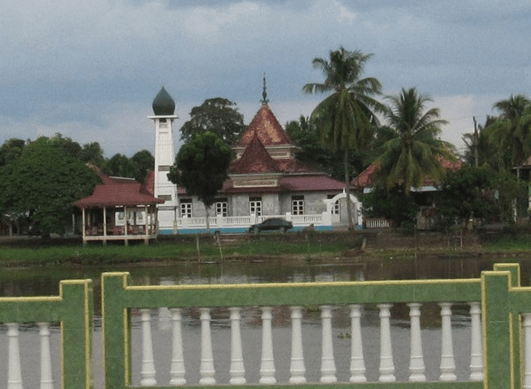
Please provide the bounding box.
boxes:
[303,47,384,229]
[374,87,451,193]
[485,94,531,168]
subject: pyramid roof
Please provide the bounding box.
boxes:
[230,134,279,174]
[238,104,291,147]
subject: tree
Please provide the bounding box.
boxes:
[168,131,233,231]
[131,150,155,182]
[374,87,452,193]
[303,47,384,230]
[0,138,26,167]
[80,142,106,168]
[485,94,531,168]
[461,116,501,168]
[0,137,99,237]
[437,165,522,228]
[180,97,246,145]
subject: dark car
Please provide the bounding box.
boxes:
[249,218,293,233]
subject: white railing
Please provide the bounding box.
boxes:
[178,213,326,229]
[130,302,484,386]
[365,218,392,229]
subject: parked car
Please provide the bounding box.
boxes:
[248,218,293,233]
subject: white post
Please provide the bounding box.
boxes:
[349,304,366,382]
[469,302,483,381]
[199,308,216,385]
[169,308,186,386]
[289,306,306,384]
[523,313,531,388]
[439,302,457,381]
[140,309,157,386]
[378,304,395,382]
[320,305,337,383]
[38,322,54,389]
[229,307,246,384]
[408,303,426,381]
[259,307,276,384]
[7,323,23,389]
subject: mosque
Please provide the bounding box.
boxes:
[75,86,361,243]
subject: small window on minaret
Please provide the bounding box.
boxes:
[160,118,167,123]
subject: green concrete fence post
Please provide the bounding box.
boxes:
[59,279,93,389]
[102,272,131,389]
[482,269,514,389]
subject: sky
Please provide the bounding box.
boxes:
[1,0,530,158]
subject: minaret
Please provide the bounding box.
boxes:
[149,87,179,233]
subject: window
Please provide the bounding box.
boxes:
[249,197,262,216]
[328,194,340,215]
[180,198,192,218]
[292,195,304,215]
[158,165,170,172]
[215,199,228,217]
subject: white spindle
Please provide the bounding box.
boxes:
[408,303,426,381]
[7,323,23,389]
[320,305,337,383]
[289,306,306,384]
[469,302,483,381]
[524,314,531,388]
[199,308,216,385]
[229,307,246,384]
[140,309,157,386]
[169,308,186,385]
[38,322,55,389]
[259,307,276,384]
[439,302,456,381]
[349,304,366,382]
[378,304,395,382]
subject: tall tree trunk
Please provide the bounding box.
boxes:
[344,148,354,230]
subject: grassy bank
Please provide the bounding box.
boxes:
[0,233,363,267]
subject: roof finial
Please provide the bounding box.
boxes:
[261,73,269,105]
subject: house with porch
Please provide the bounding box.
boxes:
[74,173,163,244]
[171,99,362,233]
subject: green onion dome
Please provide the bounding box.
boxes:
[152,87,175,115]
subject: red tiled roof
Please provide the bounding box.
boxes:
[351,156,462,189]
[141,170,155,196]
[238,104,292,147]
[230,134,279,174]
[279,175,345,192]
[75,181,163,208]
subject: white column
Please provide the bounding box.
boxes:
[229,307,246,384]
[38,322,54,389]
[169,309,186,386]
[439,302,457,381]
[523,313,531,388]
[408,303,426,382]
[349,304,366,382]
[259,307,276,384]
[378,304,395,382]
[7,323,23,389]
[139,309,157,386]
[289,306,306,384]
[469,302,483,381]
[199,308,216,385]
[320,305,337,383]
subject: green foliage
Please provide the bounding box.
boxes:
[0,137,100,237]
[104,150,154,182]
[0,138,26,167]
[303,46,383,230]
[285,115,368,180]
[168,131,233,208]
[436,165,522,228]
[180,97,246,145]
[360,185,419,228]
[374,87,452,193]
[485,94,531,167]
